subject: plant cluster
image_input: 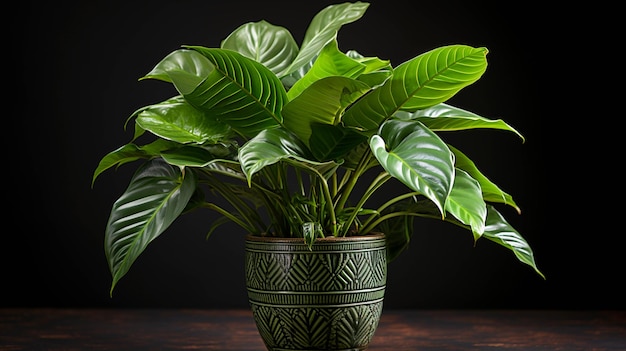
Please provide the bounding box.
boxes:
[93,1,544,294]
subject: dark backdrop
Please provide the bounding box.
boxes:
[9,0,621,310]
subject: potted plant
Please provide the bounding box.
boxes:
[93,1,544,349]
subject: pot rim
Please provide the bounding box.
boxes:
[245,232,384,243]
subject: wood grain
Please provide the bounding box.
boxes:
[1,309,624,350]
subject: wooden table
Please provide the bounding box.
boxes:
[1,309,624,350]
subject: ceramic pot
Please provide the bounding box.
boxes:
[244,233,387,351]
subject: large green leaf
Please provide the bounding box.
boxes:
[343,45,488,133]
[399,103,524,141]
[370,119,454,216]
[186,47,287,138]
[220,20,298,77]
[482,205,545,279]
[446,169,487,241]
[282,76,370,159]
[278,1,369,78]
[149,47,287,139]
[287,39,366,100]
[450,145,520,213]
[105,159,197,294]
[134,96,231,144]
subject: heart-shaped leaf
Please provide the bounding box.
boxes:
[371,119,454,216]
[221,20,298,77]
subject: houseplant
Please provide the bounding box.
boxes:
[93,1,544,349]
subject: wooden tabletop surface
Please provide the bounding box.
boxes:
[1,308,624,350]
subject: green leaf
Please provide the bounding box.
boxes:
[278,1,370,77]
[450,145,520,213]
[92,139,180,186]
[105,159,197,295]
[308,124,367,161]
[343,45,489,133]
[446,169,487,241]
[303,222,323,249]
[142,49,213,90]
[400,103,524,141]
[482,205,545,279]
[282,76,370,159]
[238,127,314,182]
[93,144,144,186]
[371,119,454,216]
[135,96,231,144]
[161,144,237,168]
[287,39,366,100]
[346,50,392,87]
[342,141,377,170]
[399,46,488,111]
[221,20,298,77]
[161,47,287,139]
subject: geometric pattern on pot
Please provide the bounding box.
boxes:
[250,301,383,350]
[245,234,387,351]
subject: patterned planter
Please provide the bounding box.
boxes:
[244,233,387,351]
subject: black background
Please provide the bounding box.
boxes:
[9,0,621,310]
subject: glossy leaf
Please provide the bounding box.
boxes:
[287,39,366,100]
[93,144,144,186]
[282,76,370,159]
[450,145,520,213]
[346,50,392,87]
[238,127,314,182]
[92,139,180,185]
[400,103,524,141]
[278,1,369,77]
[134,96,231,144]
[371,119,454,216]
[221,20,298,77]
[142,49,212,90]
[105,159,197,294]
[308,124,367,161]
[446,169,487,241]
[482,205,544,279]
[161,144,237,167]
[343,45,488,133]
[159,47,287,139]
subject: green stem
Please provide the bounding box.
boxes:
[335,147,373,211]
[360,211,436,235]
[339,172,391,237]
[360,191,421,233]
[284,159,337,236]
[204,203,257,234]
